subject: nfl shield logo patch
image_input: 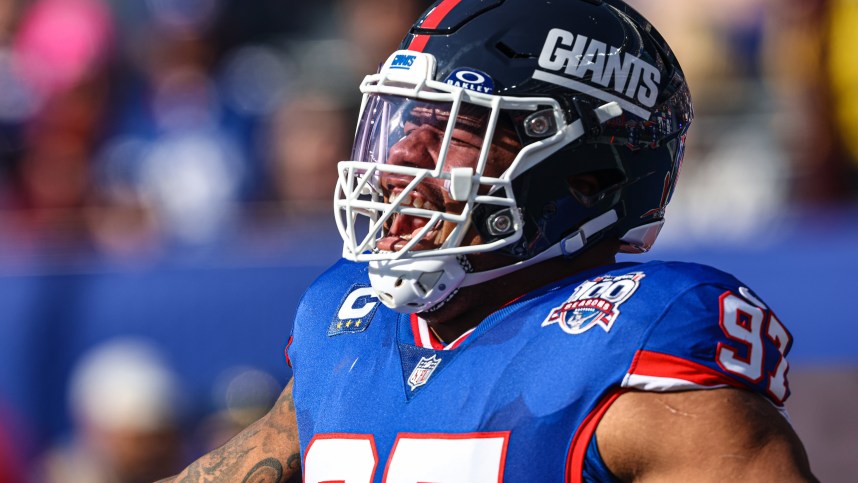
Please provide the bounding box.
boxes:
[407,355,442,391]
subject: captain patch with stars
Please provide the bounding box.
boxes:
[327,284,380,336]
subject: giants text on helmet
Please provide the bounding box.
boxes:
[535,27,660,119]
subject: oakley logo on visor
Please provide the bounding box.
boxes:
[445,68,495,94]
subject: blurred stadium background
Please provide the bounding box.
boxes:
[0,0,855,481]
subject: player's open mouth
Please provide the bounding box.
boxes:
[377,189,446,252]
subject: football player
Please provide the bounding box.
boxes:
[162,0,817,481]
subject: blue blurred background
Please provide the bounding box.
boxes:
[0,0,855,481]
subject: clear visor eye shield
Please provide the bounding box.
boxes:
[335,50,623,264]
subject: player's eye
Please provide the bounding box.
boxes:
[450,135,481,150]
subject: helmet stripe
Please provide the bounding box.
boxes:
[408,35,430,52]
[408,0,462,52]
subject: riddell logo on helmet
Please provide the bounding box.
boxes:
[533,28,660,119]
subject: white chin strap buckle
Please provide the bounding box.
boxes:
[368,256,467,313]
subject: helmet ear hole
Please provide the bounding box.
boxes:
[566,170,624,208]
[566,174,600,196]
[566,175,601,208]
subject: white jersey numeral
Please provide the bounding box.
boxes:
[716,291,792,403]
[765,314,791,402]
[303,432,509,483]
[304,434,378,482]
[716,293,766,382]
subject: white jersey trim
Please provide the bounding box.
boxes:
[622,374,793,423]
[622,373,729,392]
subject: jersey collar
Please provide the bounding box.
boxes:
[410,314,475,350]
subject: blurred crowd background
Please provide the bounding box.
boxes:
[0,0,855,481]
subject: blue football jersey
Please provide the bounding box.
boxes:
[287,259,793,482]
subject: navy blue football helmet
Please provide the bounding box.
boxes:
[335,0,693,313]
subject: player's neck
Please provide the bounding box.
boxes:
[422,240,621,342]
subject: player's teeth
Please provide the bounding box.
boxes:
[402,194,413,206]
[413,198,424,209]
[412,225,437,238]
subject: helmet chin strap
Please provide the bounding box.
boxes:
[460,209,618,287]
[368,209,618,313]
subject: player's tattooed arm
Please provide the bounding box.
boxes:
[156,379,301,483]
